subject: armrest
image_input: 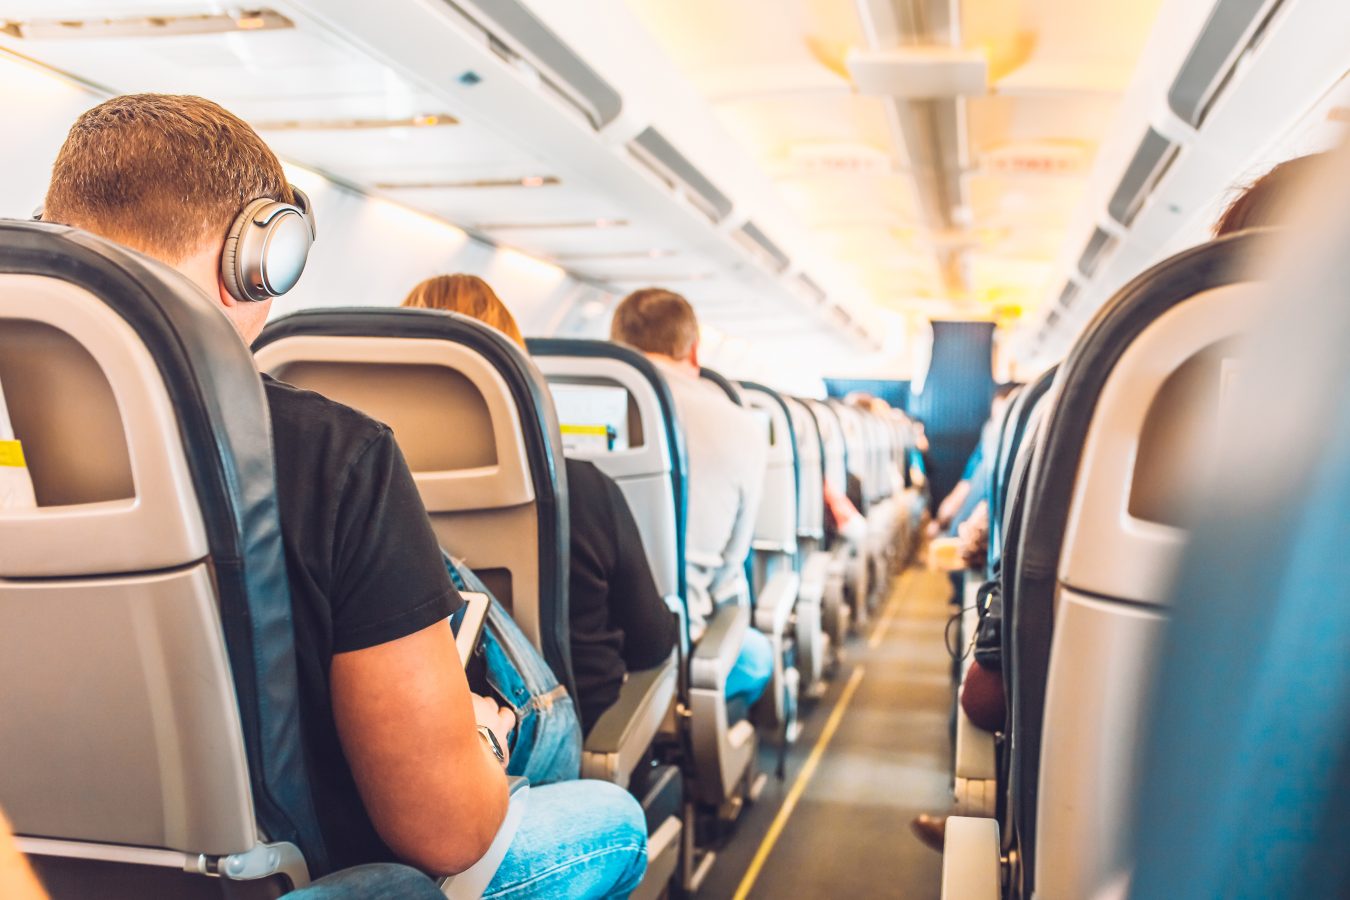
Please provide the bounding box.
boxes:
[440,778,529,899]
[691,602,748,690]
[582,654,678,787]
[940,817,1001,900]
[954,701,998,782]
[753,570,800,636]
[798,551,830,602]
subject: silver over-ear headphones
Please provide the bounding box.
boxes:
[220,186,316,303]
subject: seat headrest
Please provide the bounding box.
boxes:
[529,337,689,607]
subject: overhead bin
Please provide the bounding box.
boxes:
[1107,128,1181,227]
[449,0,624,129]
[626,126,735,223]
[1168,0,1289,128]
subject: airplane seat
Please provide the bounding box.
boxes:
[527,339,727,894]
[253,308,575,701]
[889,413,926,564]
[0,221,333,897]
[988,367,1059,572]
[832,401,885,617]
[738,382,805,742]
[992,232,1273,900]
[1124,162,1350,900]
[697,366,743,407]
[785,395,831,696]
[811,399,865,639]
[951,392,1053,829]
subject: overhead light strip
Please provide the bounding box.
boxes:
[476,219,628,231]
[1,10,294,40]
[601,272,715,283]
[376,176,558,189]
[253,114,458,131]
[553,249,677,261]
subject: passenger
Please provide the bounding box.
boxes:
[610,289,774,710]
[402,274,679,736]
[1212,153,1325,236]
[40,94,645,898]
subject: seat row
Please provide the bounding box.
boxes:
[0,219,923,897]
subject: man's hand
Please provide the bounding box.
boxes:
[471,693,515,768]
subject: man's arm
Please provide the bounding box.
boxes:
[331,620,510,875]
[326,429,512,876]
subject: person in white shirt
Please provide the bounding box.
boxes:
[610,288,773,708]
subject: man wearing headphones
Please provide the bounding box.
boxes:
[41,94,646,897]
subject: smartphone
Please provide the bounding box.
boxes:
[449,591,491,667]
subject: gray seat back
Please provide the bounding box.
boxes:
[808,400,849,499]
[0,221,322,896]
[738,382,799,558]
[786,397,826,543]
[528,340,686,610]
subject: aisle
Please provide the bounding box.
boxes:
[697,566,957,899]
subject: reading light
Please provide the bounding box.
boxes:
[520,175,548,187]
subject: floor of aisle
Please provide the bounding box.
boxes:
[697,565,956,899]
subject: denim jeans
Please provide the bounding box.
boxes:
[449,558,583,785]
[485,780,648,899]
[282,864,443,899]
[727,626,773,707]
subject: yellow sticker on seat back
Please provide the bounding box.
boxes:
[0,440,25,468]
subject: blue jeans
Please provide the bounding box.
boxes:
[485,780,648,899]
[283,864,442,899]
[727,626,773,707]
[450,557,583,785]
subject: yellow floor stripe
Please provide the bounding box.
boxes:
[732,665,868,900]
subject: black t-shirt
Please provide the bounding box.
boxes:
[264,376,461,870]
[565,458,678,734]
